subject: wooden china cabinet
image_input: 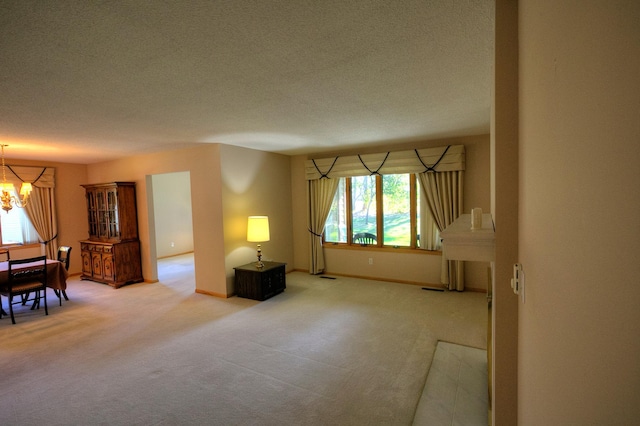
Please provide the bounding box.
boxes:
[80,182,143,288]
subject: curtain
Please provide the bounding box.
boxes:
[307,178,339,274]
[2,166,57,259]
[305,145,465,180]
[24,186,58,259]
[418,170,465,291]
[418,184,441,251]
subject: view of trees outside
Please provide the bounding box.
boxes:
[382,174,411,246]
[324,174,419,247]
[351,175,377,237]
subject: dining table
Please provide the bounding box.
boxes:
[0,258,69,292]
[0,258,69,317]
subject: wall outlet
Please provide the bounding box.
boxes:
[170,242,175,247]
[368,258,373,265]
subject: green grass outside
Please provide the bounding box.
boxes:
[326,213,411,246]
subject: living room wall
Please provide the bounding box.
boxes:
[290,134,491,290]
[219,144,294,295]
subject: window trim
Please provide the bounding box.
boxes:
[325,174,434,251]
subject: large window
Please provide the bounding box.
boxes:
[0,207,39,245]
[325,174,429,249]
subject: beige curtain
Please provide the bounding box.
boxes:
[305,145,465,179]
[24,186,58,259]
[307,178,339,274]
[418,170,465,291]
[3,166,57,259]
[418,178,441,251]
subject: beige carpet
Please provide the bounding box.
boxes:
[0,254,486,425]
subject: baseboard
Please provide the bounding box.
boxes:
[195,288,232,298]
[291,268,485,292]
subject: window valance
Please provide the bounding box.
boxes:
[304,145,465,180]
[3,165,55,188]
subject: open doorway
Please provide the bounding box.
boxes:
[149,171,195,283]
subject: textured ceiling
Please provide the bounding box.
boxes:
[0,1,494,164]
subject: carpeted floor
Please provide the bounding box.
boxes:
[0,254,486,425]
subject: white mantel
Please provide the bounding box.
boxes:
[440,213,495,262]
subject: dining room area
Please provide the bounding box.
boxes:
[0,246,71,324]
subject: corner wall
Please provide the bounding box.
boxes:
[491,0,519,423]
[219,144,294,295]
[519,1,640,423]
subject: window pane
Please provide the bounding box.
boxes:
[324,178,347,243]
[351,175,377,241]
[382,174,410,246]
[0,204,38,245]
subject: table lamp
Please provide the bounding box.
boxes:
[247,216,270,268]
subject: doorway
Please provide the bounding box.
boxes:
[148,171,195,283]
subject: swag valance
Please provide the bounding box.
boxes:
[304,145,465,180]
[3,165,55,188]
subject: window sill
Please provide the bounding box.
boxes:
[0,242,40,250]
[323,243,441,255]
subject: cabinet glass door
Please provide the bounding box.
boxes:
[106,189,120,239]
[96,189,108,239]
[86,190,98,238]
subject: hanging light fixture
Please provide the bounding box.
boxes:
[0,144,32,213]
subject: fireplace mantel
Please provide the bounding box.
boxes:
[440,213,495,262]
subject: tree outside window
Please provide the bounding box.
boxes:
[324,174,430,249]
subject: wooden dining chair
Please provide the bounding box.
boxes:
[353,232,377,245]
[55,246,72,304]
[0,248,9,262]
[0,256,48,324]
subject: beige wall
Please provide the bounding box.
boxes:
[519,1,640,424]
[87,145,227,296]
[219,144,294,294]
[5,159,87,276]
[290,134,491,290]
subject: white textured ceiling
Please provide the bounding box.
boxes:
[0,1,494,164]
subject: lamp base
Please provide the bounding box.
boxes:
[256,244,264,268]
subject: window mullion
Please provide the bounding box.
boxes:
[346,177,353,244]
[376,175,383,247]
[410,174,417,248]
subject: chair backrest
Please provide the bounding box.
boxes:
[57,246,72,270]
[353,232,377,245]
[0,248,9,262]
[8,256,47,289]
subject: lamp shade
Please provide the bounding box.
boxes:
[247,216,270,242]
[19,182,32,197]
[0,182,15,193]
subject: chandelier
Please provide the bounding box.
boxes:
[0,144,32,213]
